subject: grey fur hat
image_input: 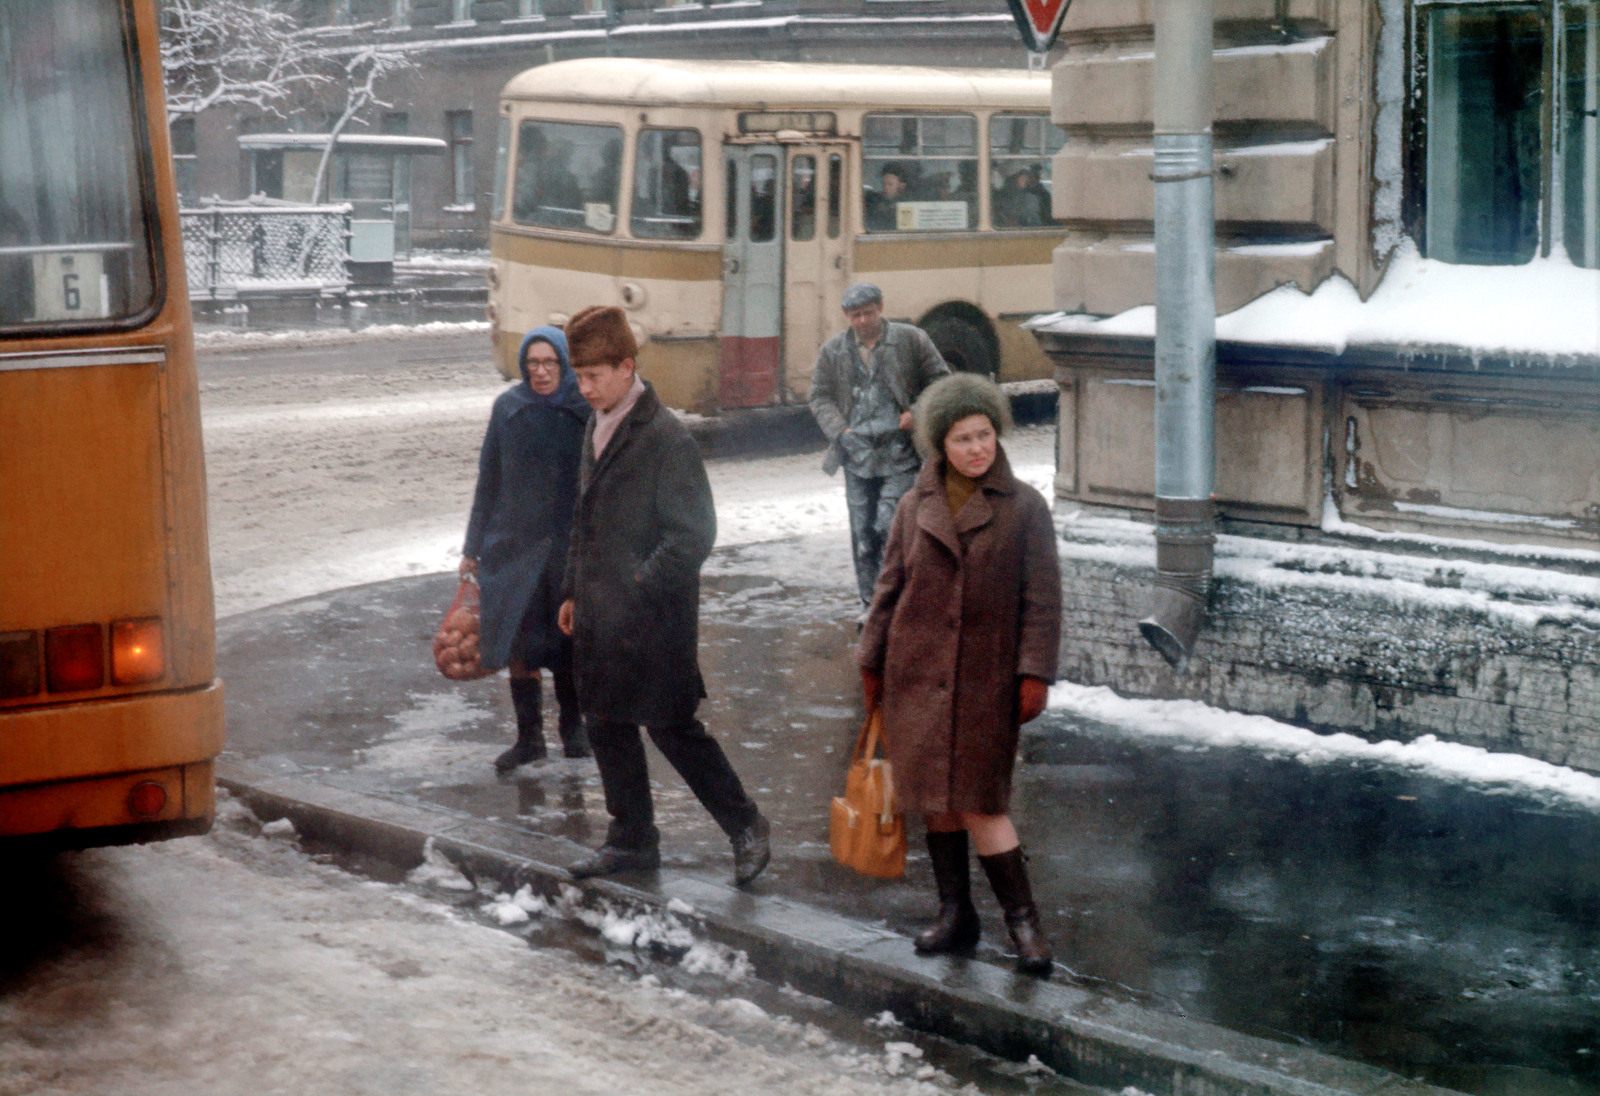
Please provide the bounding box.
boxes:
[913,372,1012,460]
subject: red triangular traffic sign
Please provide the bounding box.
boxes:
[1004,0,1073,53]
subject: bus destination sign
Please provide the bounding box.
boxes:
[738,111,837,135]
[1005,0,1072,54]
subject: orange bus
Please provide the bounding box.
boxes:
[0,0,224,848]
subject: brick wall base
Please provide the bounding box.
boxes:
[1057,515,1600,774]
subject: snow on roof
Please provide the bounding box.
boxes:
[500,57,1050,110]
[1030,240,1600,364]
[237,134,448,152]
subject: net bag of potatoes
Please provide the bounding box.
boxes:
[433,575,493,681]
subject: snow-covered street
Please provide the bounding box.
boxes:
[1,794,1033,1096]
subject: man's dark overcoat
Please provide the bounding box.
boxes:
[562,380,715,726]
[857,446,1061,815]
[464,327,590,671]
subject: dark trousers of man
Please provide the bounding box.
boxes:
[587,718,760,851]
[844,467,917,606]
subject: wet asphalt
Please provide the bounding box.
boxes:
[217,567,1600,1096]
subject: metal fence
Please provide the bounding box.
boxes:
[180,204,352,301]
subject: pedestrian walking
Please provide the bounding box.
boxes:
[807,283,950,612]
[461,326,593,772]
[858,373,1061,975]
[556,305,771,885]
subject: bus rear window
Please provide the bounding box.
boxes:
[632,129,702,239]
[512,120,622,234]
[862,113,979,233]
[0,3,159,330]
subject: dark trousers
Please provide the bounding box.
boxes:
[587,718,760,851]
[844,467,918,605]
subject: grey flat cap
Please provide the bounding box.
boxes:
[841,282,883,311]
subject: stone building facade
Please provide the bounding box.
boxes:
[1035,0,1600,772]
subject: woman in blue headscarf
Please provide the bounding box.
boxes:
[461,326,592,771]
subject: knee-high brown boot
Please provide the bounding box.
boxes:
[978,846,1053,976]
[914,830,980,953]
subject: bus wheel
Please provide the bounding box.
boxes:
[923,316,995,378]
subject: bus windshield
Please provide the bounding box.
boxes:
[0,2,159,329]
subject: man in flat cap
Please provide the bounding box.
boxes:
[557,305,771,885]
[808,283,950,611]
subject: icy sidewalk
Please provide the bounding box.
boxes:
[215,568,1600,1096]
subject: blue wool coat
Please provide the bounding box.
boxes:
[463,327,591,671]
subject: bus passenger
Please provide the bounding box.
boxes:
[858,373,1061,976]
[864,162,910,232]
[461,327,593,772]
[993,165,1050,228]
[557,306,772,886]
[807,282,950,612]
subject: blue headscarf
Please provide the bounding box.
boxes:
[518,325,580,408]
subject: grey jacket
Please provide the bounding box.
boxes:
[807,321,950,475]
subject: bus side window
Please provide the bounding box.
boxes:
[749,154,777,243]
[791,156,816,241]
[725,158,739,238]
[990,113,1064,229]
[827,154,842,238]
[633,128,702,239]
[512,119,621,233]
[862,112,978,232]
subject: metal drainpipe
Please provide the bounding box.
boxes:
[1137,0,1217,670]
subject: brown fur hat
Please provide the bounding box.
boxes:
[565,305,639,369]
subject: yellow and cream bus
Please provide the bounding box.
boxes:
[1,0,224,848]
[486,59,1064,413]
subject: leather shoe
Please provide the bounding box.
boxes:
[731,814,771,886]
[568,843,660,880]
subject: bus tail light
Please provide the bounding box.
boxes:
[0,631,41,699]
[46,624,104,693]
[128,780,169,817]
[111,618,165,685]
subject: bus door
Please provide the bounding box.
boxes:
[720,145,783,408]
[782,145,851,402]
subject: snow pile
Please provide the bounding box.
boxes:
[1032,240,1600,361]
[195,319,490,352]
[407,837,475,891]
[1047,682,1600,811]
[482,883,548,926]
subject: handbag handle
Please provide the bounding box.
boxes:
[851,709,896,827]
[851,708,885,763]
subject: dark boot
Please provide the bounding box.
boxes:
[914,830,980,954]
[496,676,548,773]
[552,663,590,758]
[978,846,1053,976]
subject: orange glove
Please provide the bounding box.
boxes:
[861,667,883,712]
[1018,676,1048,724]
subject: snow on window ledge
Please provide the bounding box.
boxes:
[441,203,477,213]
[1030,240,1600,365]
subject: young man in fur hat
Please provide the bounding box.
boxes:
[557,305,771,884]
[807,282,951,612]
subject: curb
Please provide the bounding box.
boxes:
[219,758,1463,1096]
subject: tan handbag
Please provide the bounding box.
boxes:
[829,709,906,879]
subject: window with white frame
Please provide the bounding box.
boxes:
[451,0,474,22]
[1416,0,1599,267]
[392,0,410,27]
[516,0,542,16]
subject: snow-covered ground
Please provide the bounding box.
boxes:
[0,793,1001,1096]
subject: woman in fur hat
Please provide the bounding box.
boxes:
[857,372,1062,975]
[461,326,593,771]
